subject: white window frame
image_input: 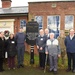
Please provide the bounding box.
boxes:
[65,15,74,30]
[47,15,60,38]
[35,16,43,29]
[20,20,26,28]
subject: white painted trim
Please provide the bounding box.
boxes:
[0,19,15,22]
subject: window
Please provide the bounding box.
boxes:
[20,20,26,28]
[35,16,43,29]
[47,16,60,38]
[65,15,74,30]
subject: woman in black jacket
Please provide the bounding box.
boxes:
[7,33,17,70]
[0,32,5,72]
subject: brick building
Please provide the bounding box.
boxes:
[28,0,75,37]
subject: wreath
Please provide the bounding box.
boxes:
[4,30,10,37]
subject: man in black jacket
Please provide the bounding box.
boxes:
[36,29,46,69]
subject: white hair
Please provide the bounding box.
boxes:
[49,33,54,36]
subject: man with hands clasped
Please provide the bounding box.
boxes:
[36,29,46,70]
[45,33,61,74]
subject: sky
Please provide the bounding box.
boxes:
[0,0,72,7]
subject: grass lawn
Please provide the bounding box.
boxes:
[0,52,75,75]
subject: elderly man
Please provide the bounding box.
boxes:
[45,33,60,74]
[65,28,75,73]
[36,29,46,70]
[45,28,50,39]
[44,28,50,65]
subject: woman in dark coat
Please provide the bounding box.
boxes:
[0,32,5,72]
[7,33,17,70]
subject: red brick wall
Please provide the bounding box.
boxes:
[2,0,11,8]
[29,1,75,30]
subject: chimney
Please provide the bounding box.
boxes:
[1,0,12,8]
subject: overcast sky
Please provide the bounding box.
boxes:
[0,0,72,7]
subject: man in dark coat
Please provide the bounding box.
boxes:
[36,29,46,69]
[65,29,75,73]
[0,32,5,72]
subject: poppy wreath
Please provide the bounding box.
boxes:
[4,30,10,37]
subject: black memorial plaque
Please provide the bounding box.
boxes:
[26,21,39,45]
[26,21,39,64]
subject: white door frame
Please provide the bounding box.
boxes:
[0,19,15,33]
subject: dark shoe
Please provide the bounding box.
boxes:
[72,69,75,73]
[13,67,16,70]
[54,71,57,74]
[41,67,44,70]
[20,64,24,68]
[40,67,44,70]
[0,69,5,72]
[0,70,3,72]
[17,65,20,68]
[66,68,71,72]
[50,69,53,72]
[2,69,5,71]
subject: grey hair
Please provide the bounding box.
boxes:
[49,32,54,36]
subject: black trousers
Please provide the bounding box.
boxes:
[67,52,75,70]
[39,52,46,68]
[0,58,4,71]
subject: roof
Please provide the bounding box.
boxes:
[28,0,75,3]
[0,6,28,16]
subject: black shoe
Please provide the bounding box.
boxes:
[50,69,53,72]
[0,69,5,72]
[66,68,71,72]
[17,65,20,68]
[41,67,44,70]
[54,71,57,74]
[20,64,24,68]
[2,69,5,71]
[72,69,75,73]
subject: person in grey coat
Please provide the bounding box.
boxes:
[36,29,46,69]
[45,33,61,74]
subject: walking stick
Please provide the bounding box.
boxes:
[44,54,48,73]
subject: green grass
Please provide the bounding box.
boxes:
[0,52,75,75]
[24,51,39,67]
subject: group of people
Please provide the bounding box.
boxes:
[36,28,75,74]
[0,27,75,74]
[0,28,26,72]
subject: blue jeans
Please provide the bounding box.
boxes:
[17,45,25,65]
